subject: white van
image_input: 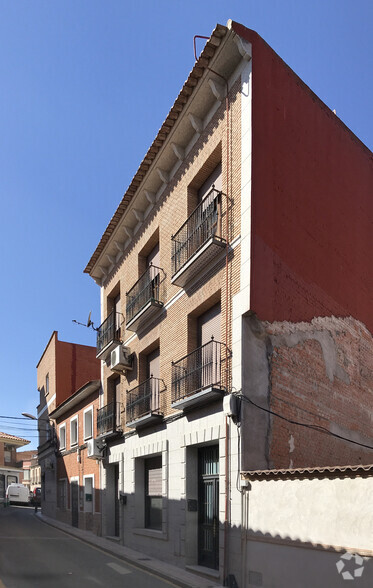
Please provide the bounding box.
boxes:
[6,483,30,505]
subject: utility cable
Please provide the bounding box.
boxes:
[236,393,373,451]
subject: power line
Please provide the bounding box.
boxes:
[0,415,35,420]
[236,393,373,451]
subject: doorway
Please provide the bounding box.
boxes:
[198,445,219,570]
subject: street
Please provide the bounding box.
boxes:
[0,506,177,588]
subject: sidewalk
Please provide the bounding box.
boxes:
[36,512,222,588]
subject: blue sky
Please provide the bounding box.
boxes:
[0,1,372,449]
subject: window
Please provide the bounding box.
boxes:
[83,407,93,441]
[70,417,78,447]
[145,456,162,530]
[23,470,30,481]
[59,424,66,450]
[57,479,67,510]
[45,373,49,396]
[84,476,94,512]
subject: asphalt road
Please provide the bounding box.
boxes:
[0,506,177,588]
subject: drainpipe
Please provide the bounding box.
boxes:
[194,35,231,583]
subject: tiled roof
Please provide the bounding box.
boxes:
[0,432,30,445]
[242,464,373,480]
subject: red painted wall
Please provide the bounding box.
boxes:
[232,23,373,332]
[56,341,100,405]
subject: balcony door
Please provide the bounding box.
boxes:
[198,303,221,389]
[114,295,121,336]
[147,348,160,412]
[146,243,160,301]
[198,162,222,203]
[197,163,222,241]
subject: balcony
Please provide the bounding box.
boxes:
[126,265,165,332]
[171,188,226,288]
[96,311,122,359]
[97,402,122,437]
[126,377,164,429]
[171,339,226,410]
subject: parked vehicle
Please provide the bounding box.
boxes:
[6,483,30,505]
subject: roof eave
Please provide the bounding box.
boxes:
[84,23,230,277]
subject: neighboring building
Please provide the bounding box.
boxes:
[84,20,373,585]
[37,331,100,518]
[16,450,38,492]
[29,455,41,493]
[0,432,30,502]
[49,380,101,534]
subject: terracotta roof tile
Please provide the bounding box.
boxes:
[0,432,30,445]
[242,464,373,480]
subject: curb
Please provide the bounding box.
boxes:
[36,513,222,588]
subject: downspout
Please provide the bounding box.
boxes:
[193,35,231,584]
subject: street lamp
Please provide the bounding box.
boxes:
[22,413,56,445]
[22,413,37,420]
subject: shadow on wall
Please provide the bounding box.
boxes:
[41,475,373,588]
[44,456,101,537]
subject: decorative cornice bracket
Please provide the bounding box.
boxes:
[188,113,203,134]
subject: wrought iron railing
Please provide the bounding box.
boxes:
[126,377,163,424]
[97,402,121,436]
[126,265,165,325]
[171,339,226,403]
[171,187,224,276]
[96,310,122,355]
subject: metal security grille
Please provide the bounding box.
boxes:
[171,188,224,276]
[126,377,163,424]
[171,339,224,402]
[126,265,165,324]
[198,446,219,570]
[96,310,122,354]
[97,402,121,436]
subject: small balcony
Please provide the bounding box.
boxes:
[97,402,122,437]
[171,339,226,410]
[96,311,122,359]
[171,188,226,288]
[126,377,164,429]
[126,265,165,333]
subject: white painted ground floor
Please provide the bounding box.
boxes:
[100,404,242,585]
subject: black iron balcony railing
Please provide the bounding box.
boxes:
[126,377,163,424]
[96,310,122,355]
[126,265,165,326]
[97,402,121,436]
[172,339,226,403]
[171,187,224,276]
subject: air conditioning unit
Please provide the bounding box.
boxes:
[110,345,134,372]
[86,438,103,459]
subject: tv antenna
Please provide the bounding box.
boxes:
[72,311,98,331]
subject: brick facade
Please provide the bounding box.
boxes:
[83,21,372,583]
[37,331,100,523]
[53,388,101,535]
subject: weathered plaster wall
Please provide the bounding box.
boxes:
[242,314,373,470]
[247,474,373,552]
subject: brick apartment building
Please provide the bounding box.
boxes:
[84,21,373,584]
[49,380,101,534]
[37,331,100,519]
